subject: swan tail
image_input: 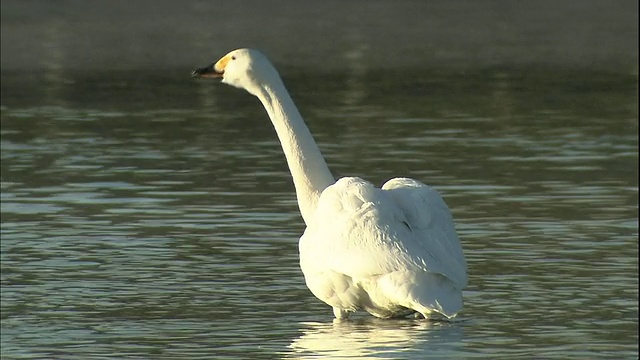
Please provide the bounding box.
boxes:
[378,271,463,319]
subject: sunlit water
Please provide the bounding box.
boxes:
[1,66,638,359]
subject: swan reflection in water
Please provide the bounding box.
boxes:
[287,318,464,359]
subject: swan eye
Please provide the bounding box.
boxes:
[231,56,236,60]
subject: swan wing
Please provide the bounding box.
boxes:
[381,177,467,288]
[300,177,467,290]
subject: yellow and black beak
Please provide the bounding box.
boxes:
[191,63,223,79]
[191,53,233,79]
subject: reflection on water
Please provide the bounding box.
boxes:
[1,63,638,359]
[289,319,463,359]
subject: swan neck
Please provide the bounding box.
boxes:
[255,78,334,224]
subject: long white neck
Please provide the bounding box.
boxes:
[252,77,335,224]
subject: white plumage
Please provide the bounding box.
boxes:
[192,48,467,320]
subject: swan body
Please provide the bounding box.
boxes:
[192,48,467,320]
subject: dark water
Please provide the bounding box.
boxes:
[1,1,638,359]
[2,66,637,359]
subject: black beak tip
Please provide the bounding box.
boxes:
[191,65,221,79]
[191,64,222,79]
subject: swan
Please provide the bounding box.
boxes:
[192,48,467,320]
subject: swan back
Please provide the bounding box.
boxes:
[300,177,467,318]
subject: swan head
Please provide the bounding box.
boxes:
[191,48,279,96]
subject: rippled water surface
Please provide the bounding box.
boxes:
[2,66,637,359]
[4,0,640,345]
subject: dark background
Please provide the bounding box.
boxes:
[1,0,638,72]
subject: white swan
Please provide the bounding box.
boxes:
[192,48,467,320]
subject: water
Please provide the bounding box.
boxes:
[2,1,638,359]
[1,66,637,359]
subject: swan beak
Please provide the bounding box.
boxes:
[191,63,223,79]
[191,54,231,79]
